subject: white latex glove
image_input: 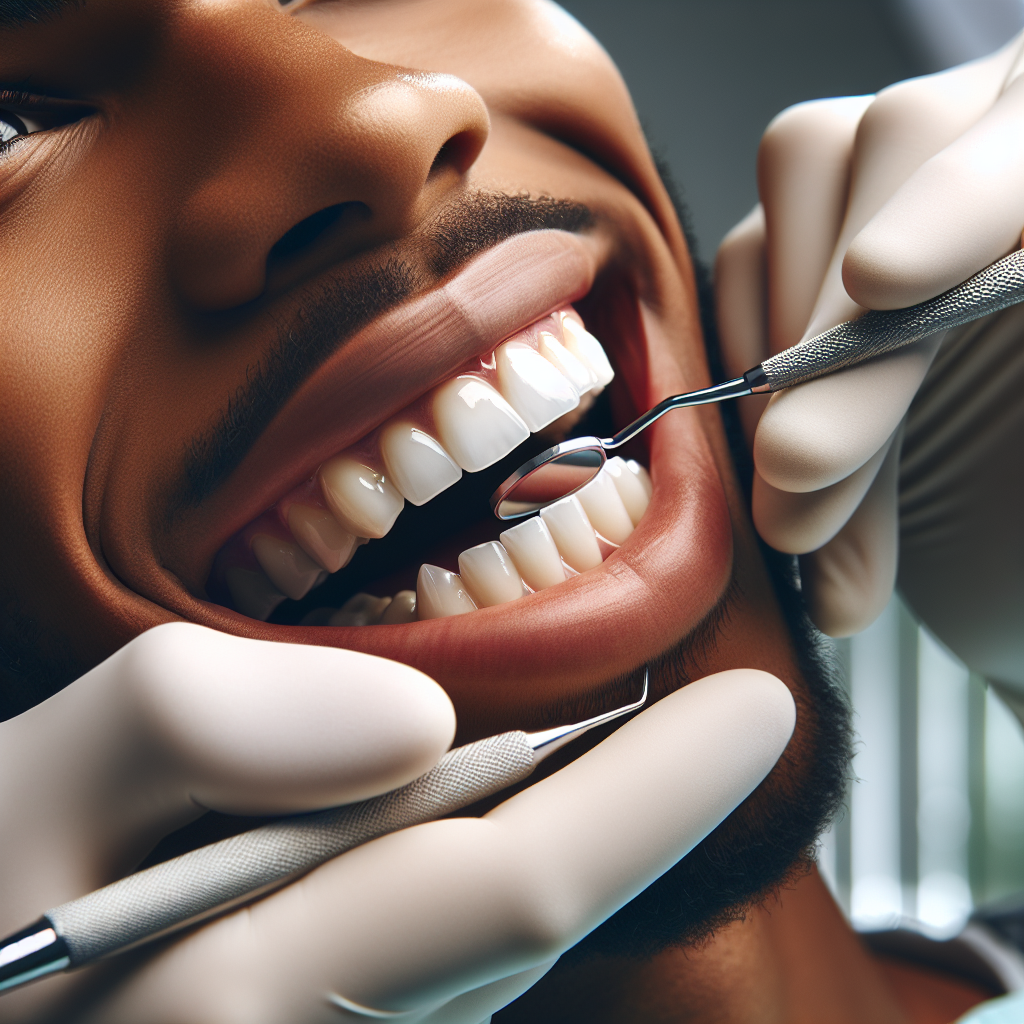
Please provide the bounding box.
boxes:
[0,623,795,1024]
[715,31,1024,668]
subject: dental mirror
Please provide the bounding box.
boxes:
[491,246,1024,520]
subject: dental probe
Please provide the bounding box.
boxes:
[492,246,1024,518]
[0,672,648,995]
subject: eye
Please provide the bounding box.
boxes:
[0,91,92,153]
[0,110,41,144]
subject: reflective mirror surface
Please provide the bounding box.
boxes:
[492,447,605,519]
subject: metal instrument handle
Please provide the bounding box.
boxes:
[759,248,1024,391]
[46,732,537,967]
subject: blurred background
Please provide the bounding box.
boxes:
[559,0,1024,934]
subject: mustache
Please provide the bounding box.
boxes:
[171,191,593,514]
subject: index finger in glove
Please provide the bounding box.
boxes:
[80,670,795,1024]
[845,69,1024,310]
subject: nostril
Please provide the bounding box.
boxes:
[428,130,483,180]
[269,201,371,263]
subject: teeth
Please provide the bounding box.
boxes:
[432,376,530,472]
[215,310,629,620]
[604,456,652,525]
[560,316,615,387]
[499,517,567,591]
[540,496,603,573]
[458,541,527,607]
[575,467,635,545]
[416,564,478,619]
[319,456,404,539]
[251,534,328,600]
[328,592,393,626]
[538,331,598,392]
[287,504,363,573]
[494,341,580,432]
[224,566,287,621]
[379,589,418,624]
[380,421,462,506]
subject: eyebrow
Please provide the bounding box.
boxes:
[0,0,80,29]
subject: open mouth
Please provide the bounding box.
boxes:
[166,227,733,736]
[206,307,652,626]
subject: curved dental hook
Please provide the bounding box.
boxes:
[527,667,649,762]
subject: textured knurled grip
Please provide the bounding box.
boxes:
[760,248,1024,390]
[47,732,537,967]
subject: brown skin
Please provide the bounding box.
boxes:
[0,1,987,1020]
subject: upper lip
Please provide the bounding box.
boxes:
[169,228,608,590]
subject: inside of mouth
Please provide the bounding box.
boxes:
[206,307,652,626]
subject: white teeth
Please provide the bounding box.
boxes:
[538,330,597,392]
[319,456,404,539]
[458,541,527,607]
[379,589,418,624]
[328,592,393,626]
[499,517,567,591]
[251,534,328,600]
[287,504,363,573]
[416,563,478,619]
[494,340,579,432]
[561,316,615,387]
[575,467,635,545]
[604,456,652,525]
[224,566,287,621]
[627,458,653,498]
[540,496,603,573]
[380,421,462,506]
[432,376,530,473]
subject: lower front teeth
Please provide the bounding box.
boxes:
[458,541,527,607]
[499,516,567,591]
[575,470,634,545]
[416,564,478,618]
[539,496,604,573]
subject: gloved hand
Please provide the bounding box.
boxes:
[0,623,795,1024]
[715,29,1024,682]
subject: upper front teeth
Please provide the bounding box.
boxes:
[495,341,580,432]
[250,535,327,600]
[286,503,363,572]
[537,331,596,391]
[379,421,463,506]
[433,376,530,473]
[319,457,404,539]
[216,309,622,618]
[561,315,615,387]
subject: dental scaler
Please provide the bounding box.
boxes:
[0,673,648,994]
[492,247,1024,518]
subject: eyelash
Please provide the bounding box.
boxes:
[0,88,89,155]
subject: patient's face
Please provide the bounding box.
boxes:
[1,0,850,956]
[0,0,730,733]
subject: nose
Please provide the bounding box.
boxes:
[166,6,490,310]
